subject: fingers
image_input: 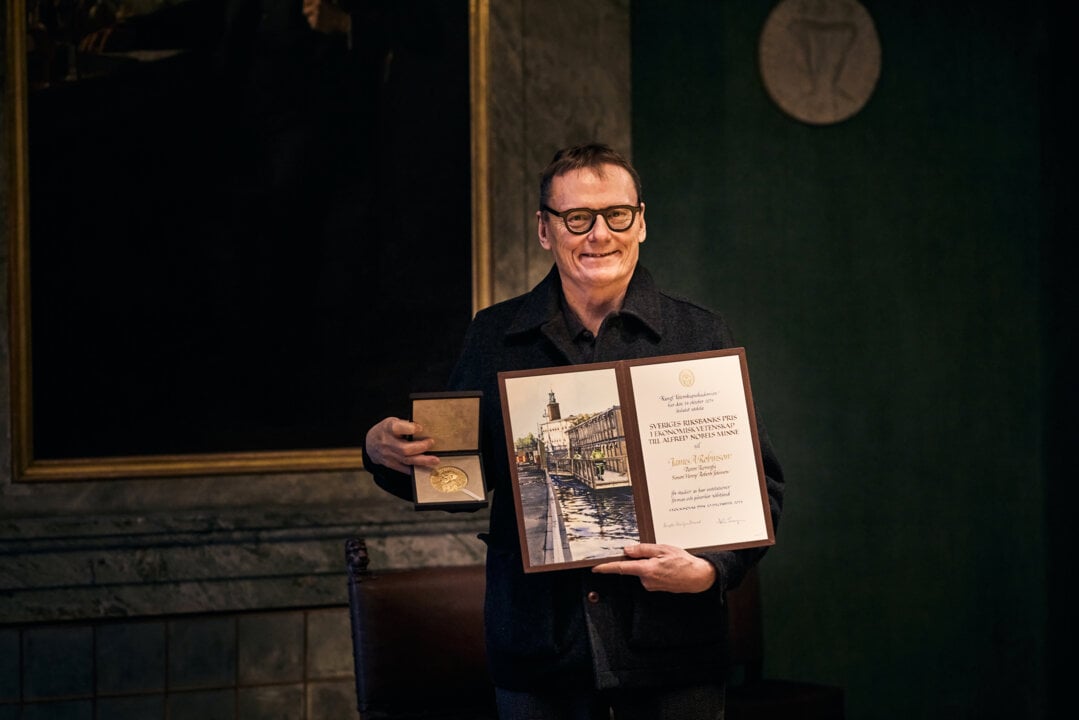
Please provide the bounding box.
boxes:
[622,543,663,559]
[592,560,639,577]
[387,417,422,438]
[591,544,663,575]
[303,0,350,35]
[365,417,440,474]
[591,544,715,593]
[79,28,111,54]
[302,0,322,29]
[615,543,679,563]
[591,545,656,577]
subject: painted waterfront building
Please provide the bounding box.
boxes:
[567,406,630,489]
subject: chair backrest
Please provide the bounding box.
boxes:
[346,538,768,716]
[346,538,495,719]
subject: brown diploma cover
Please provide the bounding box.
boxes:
[498,348,774,573]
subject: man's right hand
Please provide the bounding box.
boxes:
[79,25,130,54]
[303,0,352,36]
[365,417,440,474]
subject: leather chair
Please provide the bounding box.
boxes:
[346,538,497,719]
[346,538,842,719]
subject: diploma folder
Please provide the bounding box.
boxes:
[498,348,774,573]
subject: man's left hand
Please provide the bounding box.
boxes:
[592,543,716,593]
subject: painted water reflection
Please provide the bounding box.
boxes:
[550,475,640,561]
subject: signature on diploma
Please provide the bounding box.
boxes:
[662,519,703,529]
[716,516,747,525]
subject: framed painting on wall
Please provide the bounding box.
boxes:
[5,0,491,480]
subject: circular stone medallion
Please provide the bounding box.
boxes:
[759,0,881,125]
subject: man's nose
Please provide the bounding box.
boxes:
[589,214,613,239]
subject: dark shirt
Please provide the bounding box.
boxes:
[561,298,598,363]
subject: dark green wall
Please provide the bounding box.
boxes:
[632,1,1060,717]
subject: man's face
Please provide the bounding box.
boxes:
[537,165,646,296]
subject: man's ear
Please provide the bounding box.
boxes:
[537,211,552,250]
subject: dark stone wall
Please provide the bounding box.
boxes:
[1,2,631,716]
[0,0,630,626]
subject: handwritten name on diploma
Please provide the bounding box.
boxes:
[668,453,732,467]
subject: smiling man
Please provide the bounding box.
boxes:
[537,155,646,333]
[363,143,785,719]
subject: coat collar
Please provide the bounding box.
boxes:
[505,265,664,340]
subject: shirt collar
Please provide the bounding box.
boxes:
[505,264,664,340]
[561,295,590,340]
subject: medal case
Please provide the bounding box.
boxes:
[409,391,487,511]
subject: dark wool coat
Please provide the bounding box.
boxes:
[363,265,784,692]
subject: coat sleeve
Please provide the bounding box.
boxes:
[360,442,414,503]
[361,311,492,508]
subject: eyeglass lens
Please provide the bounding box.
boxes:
[563,206,636,233]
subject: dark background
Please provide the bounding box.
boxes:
[632,0,1073,717]
[28,0,473,458]
[11,0,1076,715]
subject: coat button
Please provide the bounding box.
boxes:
[587,591,600,603]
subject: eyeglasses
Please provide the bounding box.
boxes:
[541,204,642,234]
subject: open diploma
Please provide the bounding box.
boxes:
[498,348,774,573]
[629,352,771,550]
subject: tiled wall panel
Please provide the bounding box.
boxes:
[0,608,356,720]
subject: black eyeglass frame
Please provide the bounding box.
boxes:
[540,203,643,235]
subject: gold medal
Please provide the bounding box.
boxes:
[431,465,469,493]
